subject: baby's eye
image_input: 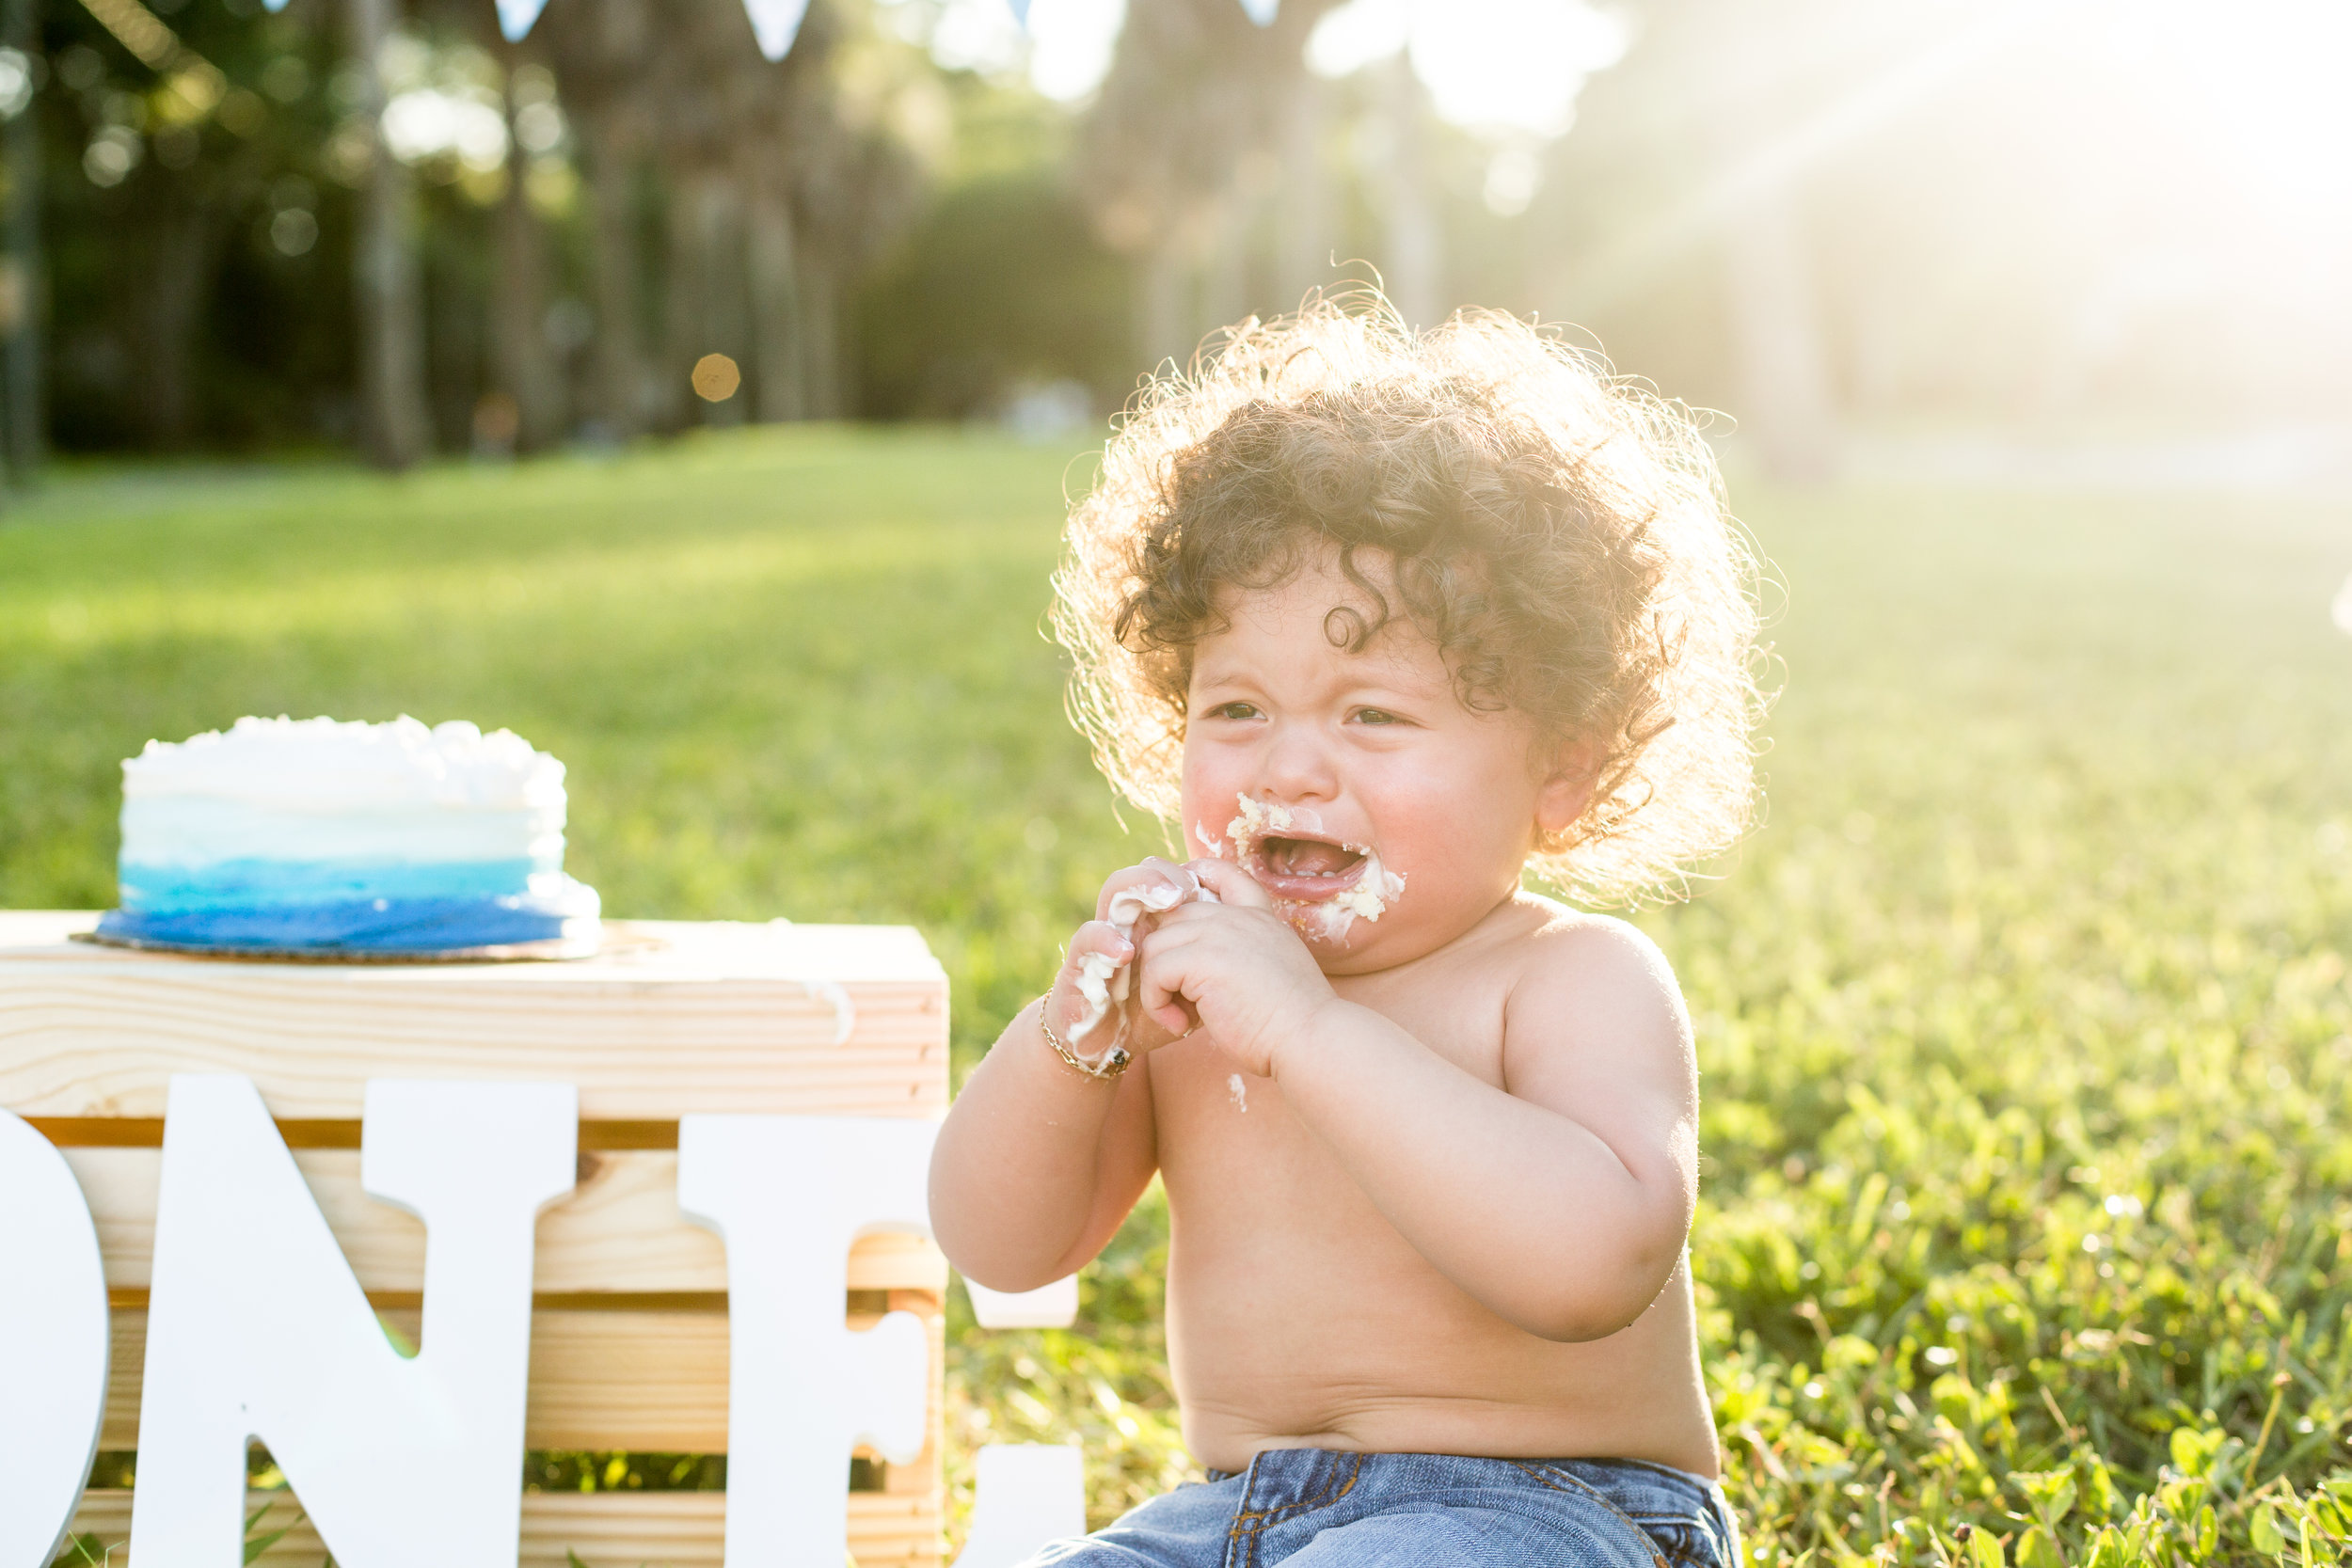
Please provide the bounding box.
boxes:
[1208,702,1260,721]
[1352,707,1404,726]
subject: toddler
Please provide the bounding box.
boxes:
[930,297,1763,1568]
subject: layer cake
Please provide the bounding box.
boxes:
[94,715,600,952]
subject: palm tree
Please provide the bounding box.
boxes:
[775,8,930,418]
[1077,0,1344,372]
[346,0,432,467]
[1543,0,1846,479]
[542,0,653,437]
[489,27,563,451]
[1,0,40,483]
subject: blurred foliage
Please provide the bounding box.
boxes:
[19,0,1134,453]
[6,429,2352,1565]
[854,164,1134,420]
[851,69,1131,421]
[40,0,356,450]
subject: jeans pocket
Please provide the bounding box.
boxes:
[1628,1517,1724,1568]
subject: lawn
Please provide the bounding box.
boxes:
[4,429,2349,1566]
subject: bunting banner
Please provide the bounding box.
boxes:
[494,0,548,41]
[740,0,812,59]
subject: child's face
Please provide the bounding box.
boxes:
[1179,547,1587,973]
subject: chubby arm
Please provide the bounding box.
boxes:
[928,861,1207,1293]
[1282,920,1697,1340]
[926,995,1158,1291]
[1136,884,1698,1342]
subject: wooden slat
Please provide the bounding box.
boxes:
[103,1299,946,1453]
[68,1488,943,1567]
[66,1146,949,1295]
[0,913,947,1121]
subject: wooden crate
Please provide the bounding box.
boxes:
[0,911,952,1567]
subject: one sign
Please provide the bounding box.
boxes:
[0,1109,110,1568]
[4,1075,1086,1568]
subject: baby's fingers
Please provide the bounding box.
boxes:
[1133,925,1204,1040]
[1066,918,1130,965]
[1050,920,1132,1043]
[1095,856,1197,926]
[1186,856,1271,909]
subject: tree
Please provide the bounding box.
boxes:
[1076,0,1343,370]
[2,0,40,483]
[485,29,562,450]
[771,4,931,419]
[346,0,431,467]
[1541,0,1983,479]
[540,0,652,436]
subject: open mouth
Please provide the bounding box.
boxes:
[1203,794,1406,942]
[1251,832,1370,898]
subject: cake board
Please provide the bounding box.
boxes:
[72,928,613,963]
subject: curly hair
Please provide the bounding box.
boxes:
[1052,294,1768,907]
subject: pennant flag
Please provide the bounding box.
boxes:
[742,0,812,59]
[1238,0,1278,22]
[1006,0,1031,24]
[496,0,550,40]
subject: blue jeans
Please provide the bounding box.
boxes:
[1018,1449,1741,1567]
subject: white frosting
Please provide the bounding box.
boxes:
[1302,847,1406,942]
[1209,796,1319,858]
[1209,793,1404,944]
[119,716,567,870]
[1070,948,1124,1053]
[1067,865,1219,1054]
[123,798,561,868]
[124,716,564,811]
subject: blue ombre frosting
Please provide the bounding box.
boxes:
[94,881,599,950]
[101,716,600,953]
[120,856,547,911]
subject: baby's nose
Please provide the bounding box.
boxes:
[1258,722,1339,800]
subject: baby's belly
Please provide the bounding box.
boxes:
[1167,1238,1717,1476]
[1153,1052,1717,1477]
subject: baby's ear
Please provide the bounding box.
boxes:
[1534,737,1602,846]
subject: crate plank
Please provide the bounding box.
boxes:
[66,1146,949,1295]
[68,1488,943,1567]
[103,1301,945,1453]
[0,914,947,1121]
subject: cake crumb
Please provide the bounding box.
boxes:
[1228,1073,1248,1113]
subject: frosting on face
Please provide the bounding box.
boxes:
[1301,847,1406,942]
[1204,793,1406,944]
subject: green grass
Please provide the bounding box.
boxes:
[6,431,2350,1567]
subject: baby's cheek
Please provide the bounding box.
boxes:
[1176,777,1239,857]
[1375,797,1502,883]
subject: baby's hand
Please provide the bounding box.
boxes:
[1133,858,1337,1078]
[1045,857,1219,1063]
[1094,855,1215,930]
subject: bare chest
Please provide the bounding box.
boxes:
[1146,974,1508,1259]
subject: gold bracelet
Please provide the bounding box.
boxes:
[1037,994,1132,1081]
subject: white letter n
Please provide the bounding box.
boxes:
[127,1074,576,1568]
